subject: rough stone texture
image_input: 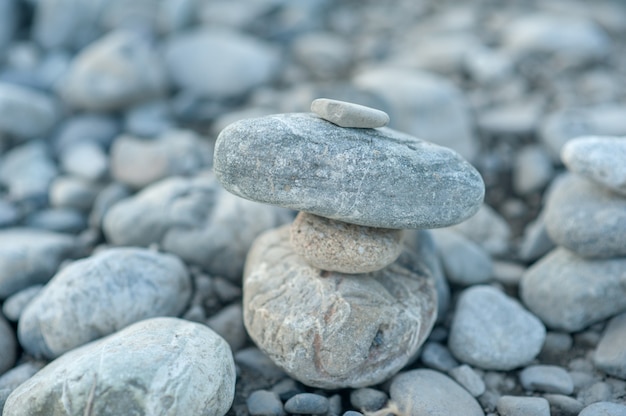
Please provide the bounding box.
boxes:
[310,98,389,128]
[520,248,626,332]
[243,225,437,389]
[103,174,290,282]
[0,228,79,298]
[0,314,16,375]
[4,318,235,416]
[561,136,626,196]
[18,247,191,359]
[0,82,60,139]
[389,369,484,416]
[290,212,404,274]
[431,228,492,286]
[110,130,213,189]
[579,402,626,416]
[447,203,511,256]
[215,113,484,229]
[519,365,574,395]
[497,396,550,416]
[57,30,167,111]
[593,312,626,379]
[544,173,626,258]
[448,285,546,371]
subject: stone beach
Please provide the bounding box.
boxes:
[0,0,626,415]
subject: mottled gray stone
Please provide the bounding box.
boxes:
[247,390,285,416]
[243,226,437,389]
[520,248,626,332]
[519,365,574,395]
[5,318,235,416]
[284,393,329,415]
[0,141,58,203]
[164,28,279,98]
[0,82,60,140]
[310,98,389,128]
[593,312,626,379]
[349,388,388,412]
[545,173,626,258]
[562,136,626,196]
[431,228,492,286]
[579,402,626,416]
[448,285,545,371]
[215,113,484,229]
[448,203,511,256]
[0,200,19,228]
[497,396,550,416]
[103,174,290,282]
[0,314,16,374]
[110,130,212,189]
[0,229,79,298]
[390,369,484,416]
[290,212,404,273]
[57,30,167,111]
[448,364,485,397]
[18,247,191,359]
[2,285,43,322]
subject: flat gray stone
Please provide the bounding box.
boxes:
[18,247,191,359]
[215,113,484,229]
[562,136,626,196]
[243,225,437,389]
[310,98,389,128]
[519,365,574,395]
[0,82,60,140]
[0,228,79,298]
[60,142,108,181]
[5,318,236,416]
[520,248,626,332]
[290,212,404,273]
[448,285,545,371]
[497,396,550,416]
[579,402,626,416]
[545,173,626,258]
[593,312,626,379]
[390,369,484,416]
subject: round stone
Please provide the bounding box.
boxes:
[215,113,484,229]
[290,212,404,274]
[243,225,437,389]
[310,98,389,128]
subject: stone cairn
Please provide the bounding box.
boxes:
[214,98,485,389]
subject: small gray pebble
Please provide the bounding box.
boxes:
[2,285,43,322]
[124,100,173,137]
[0,314,16,374]
[52,114,120,156]
[27,208,88,234]
[447,203,511,256]
[88,182,131,230]
[497,396,550,416]
[327,394,342,416]
[0,200,19,228]
[420,341,460,372]
[234,348,287,382]
[543,394,584,416]
[60,143,108,181]
[349,388,388,412]
[206,302,247,352]
[519,365,574,395]
[431,228,492,286]
[491,261,526,286]
[448,365,486,397]
[0,361,45,390]
[247,390,285,416]
[579,402,626,416]
[343,412,364,416]
[310,98,389,128]
[518,212,555,262]
[513,144,554,195]
[539,332,574,363]
[593,312,626,379]
[578,382,612,406]
[284,393,329,415]
[0,141,58,203]
[0,82,60,139]
[49,176,100,212]
[271,378,303,401]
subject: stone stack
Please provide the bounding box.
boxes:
[214,99,485,389]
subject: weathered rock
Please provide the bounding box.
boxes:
[5,318,235,416]
[18,247,191,359]
[544,173,626,258]
[0,82,60,139]
[593,312,626,379]
[310,98,389,128]
[290,212,404,273]
[215,113,484,229]
[243,225,437,389]
[520,248,626,332]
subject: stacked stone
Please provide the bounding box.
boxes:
[521,136,626,377]
[214,99,485,389]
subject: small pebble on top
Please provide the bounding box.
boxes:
[311,98,390,128]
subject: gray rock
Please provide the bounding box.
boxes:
[390,369,484,416]
[0,0,19,56]
[103,175,290,282]
[18,247,191,359]
[26,208,87,234]
[579,382,613,406]
[32,0,104,50]
[519,365,574,395]
[518,211,555,262]
[0,82,60,140]
[0,228,79,298]
[0,200,19,228]
[349,388,388,412]
[579,402,626,416]
[447,203,511,256]
[431,228,492,286]
[290,212,404,274]
[124,100,174,137]
[291,32,352,81]
[562,136,626,196]
[284,393,329,415]
[271,378,303,402]
[0,314,16,374]
[593,312,626,379]
[343,412,364,416]
[448,285,545,371]
[354,68,479,162]
[88,182,131,230]
[478,100,543,138]
[448,365,486,397]
[2,285,43,322]
[513,144,554,195]
[420,341,459,372]
[310,98,388,128]
[206,302,247,352]
[545,173,626,258]
[215,113,484,229]
[247,390,285,416]
[60,142,108,181]
[163,28,280,99]
[234,347,287,383]
[5,317,236,416]
[491,261,525,286]
[497,396,550,416]
[110,130,212,189]
[0,361,45,390]
[543,394,584,416]
[49,176,100,212]
[539,332,574,363]
[53,114,120,156]
[520,248,626,332]
[463,47,513,84]
[243,225,437,389]
[58,30,167,111]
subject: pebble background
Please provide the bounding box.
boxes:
[0,0,626,415]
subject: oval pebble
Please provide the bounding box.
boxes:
[310,98,389,128]
[284,393,329,415]
[247,390,285,416]
[4,318,235,416]
[0,314,17,374]
[519,365,574,395]
[593,312,626,379]
[497,395,550,416]
[18,247,191,359]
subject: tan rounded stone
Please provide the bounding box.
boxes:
[290,212,404,274]
[243,225,437,389]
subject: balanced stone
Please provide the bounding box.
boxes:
[310,98,389,128]
[215,113,484,229]
[4,318,236,416]
[561,136,626,196]
[290,212,404,273]
[243,225,437,389]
